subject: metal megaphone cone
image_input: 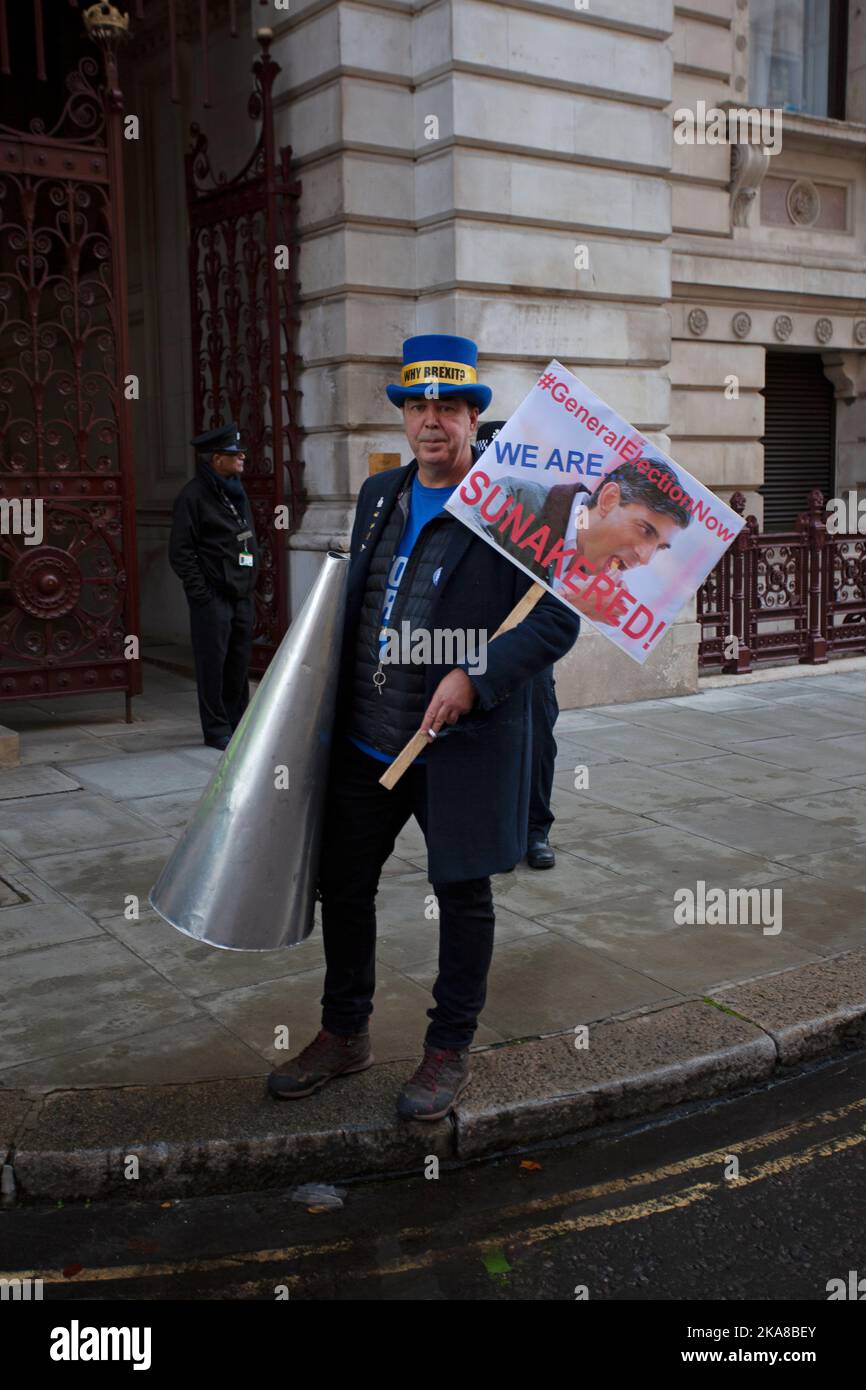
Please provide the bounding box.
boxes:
[149,550,350,951]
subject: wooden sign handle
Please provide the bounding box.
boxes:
[378,582,546,789]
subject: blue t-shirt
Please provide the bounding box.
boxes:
[350,475,455,764]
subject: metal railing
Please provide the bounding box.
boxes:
[697,490,866,672]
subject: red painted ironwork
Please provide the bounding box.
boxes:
[0,48,142,711]
[168,0,178,103]
[0,2,10,78]
[198,0,210,108]
[32,0,46,82]
[698,490,866,672]
[185,31,303,676]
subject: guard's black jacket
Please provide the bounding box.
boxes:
[169,462,260,605]
[333,459,581,882]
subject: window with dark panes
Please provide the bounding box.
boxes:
[749,0,849,119]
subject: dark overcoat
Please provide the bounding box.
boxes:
[332,459,581,882]
[169,463,260,606]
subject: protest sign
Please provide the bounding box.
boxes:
[446,360,746,665]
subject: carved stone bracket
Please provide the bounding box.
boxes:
[821,351,866,402]
[730,142,771,229]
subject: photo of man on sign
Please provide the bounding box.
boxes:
[447,360,744,664]
[472,458,693,624]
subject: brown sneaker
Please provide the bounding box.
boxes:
[396,1045,471,1121]
[267,1027,373,1100]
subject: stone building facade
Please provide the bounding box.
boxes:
[127,0,866,707]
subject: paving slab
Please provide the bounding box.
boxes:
[16,730,122,765]
[597,705,788,750]
[378,903,548,973]
[104,908,328,998]
[559,824,797,893]
[195,961,506,1067]
[718,704,866,741]
[547,798,649,840]
[550,740,626,770]
[800,673,866,693]
[0,765,80,799]
[576,761,738,813]
[13,1067,453,1200]
[78,714,202,739]
[733,875,866,956]
[106,731,210,754]
[0,901,104,958]
[452,1000,777,1157]
[720,733,866,782]
[60,750,211,800]
[0,1018,266,1091]
[0,935,201,1071]
[489,854,648,917]
[0,791,164,860]
[663,752,845,803]
[558,722,728,766]
[405,930,678,1037]
[785,690,866,721]
[125,788,205,831]
[665,689,775,712]
[713,950,866,1064]
[178,746,225,770]
[772,786,866,842]
[645,795,851,859]
[538,888,819,991]
[546,709,624,734]
[21,834,178,919]
[784,843,866,895]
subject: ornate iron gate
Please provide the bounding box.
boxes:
[0,48,141,714]
[185,33,303,675]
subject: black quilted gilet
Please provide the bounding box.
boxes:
[349,483,458,756]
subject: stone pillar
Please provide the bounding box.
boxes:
[272,0,686,704]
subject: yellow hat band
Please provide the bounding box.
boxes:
[400,359,478,387]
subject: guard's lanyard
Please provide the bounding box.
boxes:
[218,491,252,553]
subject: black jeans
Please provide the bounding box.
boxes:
[318,738,495,1051]
[529,668,558,839]
[188,593,254,743]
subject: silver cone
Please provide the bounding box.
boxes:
[149,550,350,951]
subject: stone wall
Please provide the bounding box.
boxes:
[270,0,690,706]
[670,0,866,530]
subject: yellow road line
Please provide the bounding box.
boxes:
[4,1110,862,1289]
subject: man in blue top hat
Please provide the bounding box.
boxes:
[267,335,581,1120]
[169,422,260,750]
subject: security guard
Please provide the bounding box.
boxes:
[169,422,260,750]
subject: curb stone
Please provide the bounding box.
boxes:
[5,950,866,1202]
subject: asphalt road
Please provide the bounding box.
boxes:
[2,1046,865,1306]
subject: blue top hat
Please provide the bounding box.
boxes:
[386,334,492,413]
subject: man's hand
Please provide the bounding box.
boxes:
[421,669,476,741]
